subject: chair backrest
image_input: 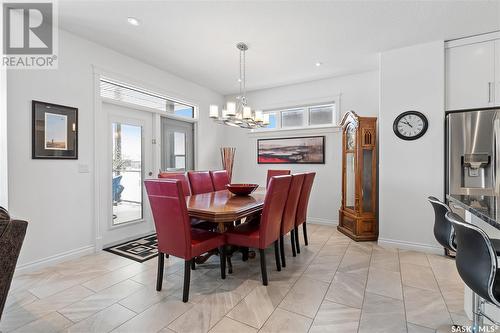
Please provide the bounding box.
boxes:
[281,173,306,235]
[188,171,215,195]
[158,172,191,196]
[210,170,230,191]
[266,170,290,187]
[445,212,500,306]
[295,172,316,226]
[0,218,28,320]
[427,196,455,251]
[259,175,292,248]
[144,179,192,259]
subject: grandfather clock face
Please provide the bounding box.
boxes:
[346,123,356,150]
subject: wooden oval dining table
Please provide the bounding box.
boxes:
[186,188,266,233]
[186,188,266,273]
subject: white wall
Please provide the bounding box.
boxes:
[379,41,444,252]
[7,29,225,269]
[222,71,379,224]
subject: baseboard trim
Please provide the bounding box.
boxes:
[307,217,338,226]
[15,245,96,274]
[378,238,442,254]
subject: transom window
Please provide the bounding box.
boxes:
[263,103,337,130]
[100,78,195,119]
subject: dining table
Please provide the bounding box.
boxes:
[186,188,266,273]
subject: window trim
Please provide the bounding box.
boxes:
[261,101,338,131]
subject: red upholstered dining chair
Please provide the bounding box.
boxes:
[144,179,226,302]
[294,172,316,254]
[210,170,230,191]
[266,169,290,187]
[158,171,191,195]
[279,173,306,267]
[225,175,292,285]
[188,171,215,194]
[159,171,210,233]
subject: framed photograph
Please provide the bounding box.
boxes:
[32,100,78,159]
[257,136,325,164]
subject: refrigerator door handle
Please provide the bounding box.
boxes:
[494,116,499,195]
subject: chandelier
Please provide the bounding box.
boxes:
[209,42,269,129]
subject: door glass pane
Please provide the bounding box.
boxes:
[175,156,186,169]
[112,123,143,225]
[281,109,304,127]
[174,132,185,155]
[362,149,373,212]
[346,152,355,209]
[309,105,334,125]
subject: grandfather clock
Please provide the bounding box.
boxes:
[338,111,378,241]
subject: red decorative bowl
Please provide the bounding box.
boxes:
[226,184,259,196]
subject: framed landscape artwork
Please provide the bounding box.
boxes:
[257,136,325,164]
[32,100,78,159]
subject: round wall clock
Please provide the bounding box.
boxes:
[393,111,428,141]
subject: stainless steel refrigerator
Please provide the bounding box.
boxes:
[446,109,500,202]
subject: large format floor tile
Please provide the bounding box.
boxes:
[7,226,465,333]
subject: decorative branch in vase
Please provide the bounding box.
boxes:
[221,147,236,182]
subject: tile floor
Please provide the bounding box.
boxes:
[1,224,470,333]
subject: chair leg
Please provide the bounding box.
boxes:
[295,226,300,253]
[182,260,191,303]
[259,249,268,286]
[219,247,226,279]
[303,222,309,246]
[165,253,169,258]
[290,230,297,257]
[156,251,164,291]
[274,240,281,271]
[279,235,286,268]
[242,247,249,261]
[191,260,196,270]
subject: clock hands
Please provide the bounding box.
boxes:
[402,120,413,128]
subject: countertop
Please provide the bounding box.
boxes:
[447,194,499,228]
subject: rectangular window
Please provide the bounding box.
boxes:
[100,78,195,119]
[281,109,305,128]
[309,105,334,125]
[262,102,337,130]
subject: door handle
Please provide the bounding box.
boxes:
[148,171,153,176]
[489,82,492,103]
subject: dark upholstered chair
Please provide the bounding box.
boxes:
[266,169,290,187]
[427,196,456,255]
[225,175,292,285]
[158,171,192,196]
[279,173,305,267]
[0,208,28,321]
[210,170,230,191]
[294,172,316,253]
[144,180,226,302]
[445,212,500,329]
[188,171,215,195]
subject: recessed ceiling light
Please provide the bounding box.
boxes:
[315,62,323,67]
[127,17,140,26]
[237,78,242,82]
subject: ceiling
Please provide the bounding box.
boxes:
[58,1,500,95]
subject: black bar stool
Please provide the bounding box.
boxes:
[445,212,500,332]
[428,196,456,256]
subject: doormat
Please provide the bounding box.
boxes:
[104,234,158,263]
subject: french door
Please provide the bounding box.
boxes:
[99,102,155,247]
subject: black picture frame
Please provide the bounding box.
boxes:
[392,110,428,141]
[257,136,325,164]
[32,100,78,159]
